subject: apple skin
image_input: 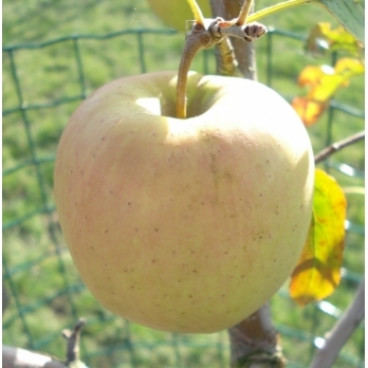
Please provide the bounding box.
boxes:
[54,71,314,333]
[147,0,212,31]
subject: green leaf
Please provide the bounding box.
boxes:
[289,169,347,305]
[319,0,364,43]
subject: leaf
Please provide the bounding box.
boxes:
[334,57,365,75]
[298,65,328,88]
[293,58,364,125]
[289,169,347,306]
[306,22,363,55]
[299,59,363,99]
[291,97,328,126]
[319,0,364,43]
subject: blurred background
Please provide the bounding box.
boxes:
[3,1,364,367]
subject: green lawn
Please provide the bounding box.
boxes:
[3,1,364,367]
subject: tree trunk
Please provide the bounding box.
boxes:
[210,1,284,366]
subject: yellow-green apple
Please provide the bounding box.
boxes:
[147,0,212,31]
[54,71,314,333]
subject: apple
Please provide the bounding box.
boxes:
[147,0,212,32]
[54,71,314,333]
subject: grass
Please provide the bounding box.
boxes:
[3,1,364,367]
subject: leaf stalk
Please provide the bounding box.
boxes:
[247,0,317,23]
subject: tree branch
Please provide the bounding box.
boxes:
[62,319,86,366]
[214,37,243,76]
[2,319,87,368]
[309,279,365,368]
[314,131,365,164]
[209,1,285,366]
[210,0,262,78]
[2,346,67,368]
[176,0,266,117]
[229,304,286,367]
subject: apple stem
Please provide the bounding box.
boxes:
[176,24,220,119]
[176,18,267,118]
[176,0,273,118]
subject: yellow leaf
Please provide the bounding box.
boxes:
[334,57,365,75]
[297,65,344,102]
[294,57,364,122]
[306,22,363,56]
[308,73,346,101]
[289,169,347,306]
[292,97,328,126]
[298,65,325,87]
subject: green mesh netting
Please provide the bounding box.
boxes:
[3,22,364,368]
